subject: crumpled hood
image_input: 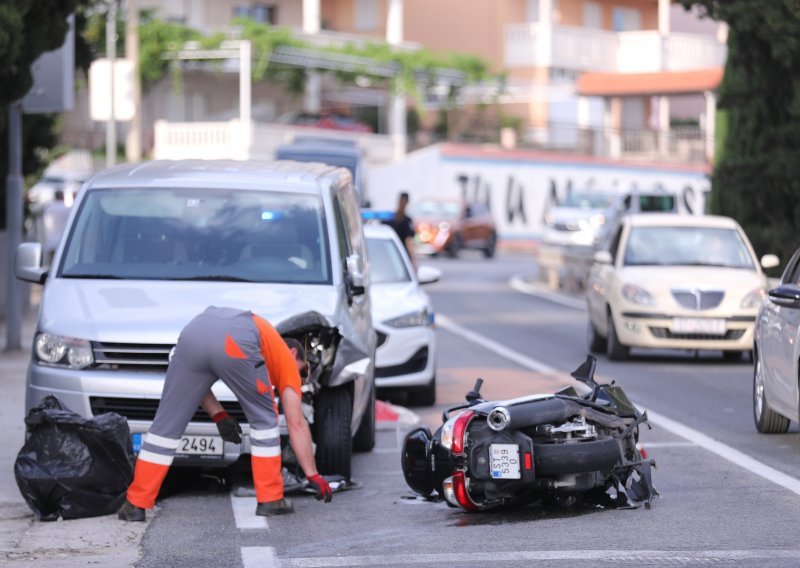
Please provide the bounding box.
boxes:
[38,279,341,343]
[370,282,429,324]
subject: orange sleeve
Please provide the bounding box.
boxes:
[252,315,303,397]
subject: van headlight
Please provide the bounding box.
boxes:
[34,333,94,369]
[384,310,429,328]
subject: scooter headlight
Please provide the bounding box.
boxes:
[34,333,94,369]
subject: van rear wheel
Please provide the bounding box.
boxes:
[314,385,353,479]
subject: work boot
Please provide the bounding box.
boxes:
[255,497,294,516]
[118,500,146,522]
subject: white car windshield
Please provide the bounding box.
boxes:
[58,187,330,284]
[366,237,411,284]
[623,226,755,269]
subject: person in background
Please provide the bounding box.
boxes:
[118,306,332,522]
[386,191,418,269]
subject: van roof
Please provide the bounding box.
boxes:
[85,159,350,191]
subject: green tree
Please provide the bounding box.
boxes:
[679,1,800,267]
[0,1,91,230]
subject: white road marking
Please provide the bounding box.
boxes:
[242,547,279,568]
[638,441,696,448]
[509,275,587,310]
[231,495,268,529]
[438,314,800,498]
[276,549,800,567]
[437,315,556,373]
[644,408,800,497]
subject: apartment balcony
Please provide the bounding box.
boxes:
[505,24,726,73]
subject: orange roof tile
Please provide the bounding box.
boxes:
[576,68,724,97]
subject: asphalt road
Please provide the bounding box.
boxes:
[129,251,800,567]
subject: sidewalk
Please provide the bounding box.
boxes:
[0,304,148,568]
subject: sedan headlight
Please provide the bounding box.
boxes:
[34,333,94,369]
[383,309,430,328]
[621,283,655,306]
[741,288,766,309]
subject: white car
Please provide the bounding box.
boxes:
[586,214,779,360]
[364,223,440,405]
[753,244,800,434]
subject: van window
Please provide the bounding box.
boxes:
[59,188,331,284]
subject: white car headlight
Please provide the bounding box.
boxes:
[34,333,94,369]
[740,288,766,309]
[384,309,430,328]
[621,283,655,306]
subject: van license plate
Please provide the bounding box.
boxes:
[490,444,521,479]
[178,436,223,456]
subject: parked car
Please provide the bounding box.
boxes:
[543,189,677,251]
[275,111,373,133]
[364,223,440,406]
[15,159,377,480]
[753,245,800,434]
[27,169,92,213]
[275,137,368,206]
[409,198,497,258]
[586,213,779,361]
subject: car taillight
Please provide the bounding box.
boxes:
[453,470,477,511]
[440,410,475,455]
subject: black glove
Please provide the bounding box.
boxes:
[212,411,242,444]
[306,473,333,503]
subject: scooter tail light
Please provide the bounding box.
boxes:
[636,443,647,459]
[453,470,477,511]
[451,410,475,455]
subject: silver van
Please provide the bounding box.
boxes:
[15,159,376,479]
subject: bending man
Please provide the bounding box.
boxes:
[119,306,332,521]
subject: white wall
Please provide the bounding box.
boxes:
[368,144,711,240]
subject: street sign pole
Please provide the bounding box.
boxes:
[5,103,24,351]
[106,0,117,167]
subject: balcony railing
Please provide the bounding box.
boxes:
[505,24,726,73]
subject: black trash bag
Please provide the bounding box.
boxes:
[14,395,135,521]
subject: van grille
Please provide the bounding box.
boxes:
[90,397,246,423]
[91,342,174,371]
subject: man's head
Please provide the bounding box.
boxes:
[283,337,308,378]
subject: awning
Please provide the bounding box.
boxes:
[576,68,724,97]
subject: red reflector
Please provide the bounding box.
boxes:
[524,452,532,470]
[451,411,475,455]
[453,470,477,511]
[637,444,648,459]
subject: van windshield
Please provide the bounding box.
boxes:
[59,188,331,284]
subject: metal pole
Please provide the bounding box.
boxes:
[106,0,117,168]
[125,0,142,162]
[5,103,24,351]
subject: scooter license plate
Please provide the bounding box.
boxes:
[490,444,521,479]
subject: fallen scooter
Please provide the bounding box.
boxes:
[401,355,657,512]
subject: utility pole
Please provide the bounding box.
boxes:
[106,0,118,167]
[5,103,24,351]
[125,0,142,162]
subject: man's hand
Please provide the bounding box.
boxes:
[306,474,333,503]
[212,411,242,444]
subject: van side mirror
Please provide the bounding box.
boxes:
[346,254,366,296]
[15,242,48,284]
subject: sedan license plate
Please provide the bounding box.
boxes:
[131,434,224,456]
[671,317,726,335]
[490,444,521,479]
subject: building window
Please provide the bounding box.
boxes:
[612,6,641,31]
[354,0,379,31]
[233,4,277,25]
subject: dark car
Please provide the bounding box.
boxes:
[409,198,497,258]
